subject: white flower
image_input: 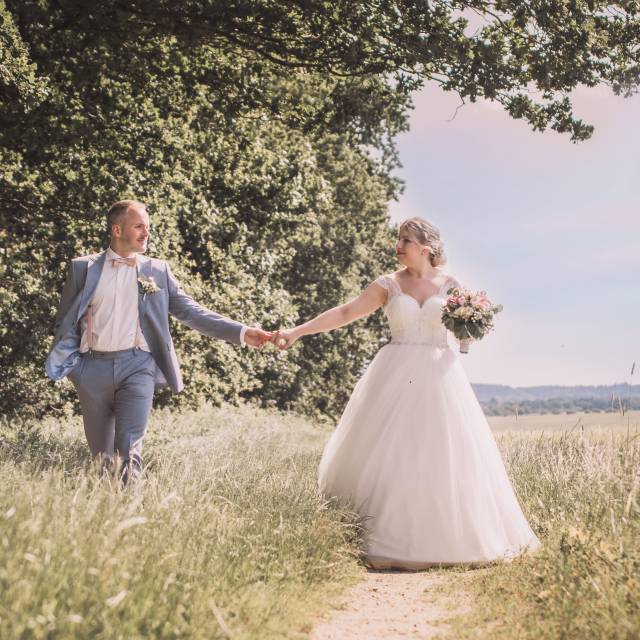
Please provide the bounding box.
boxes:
[138,275,160,295]
[454,307,474,319]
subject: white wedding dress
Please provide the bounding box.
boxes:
[318,273,540,567]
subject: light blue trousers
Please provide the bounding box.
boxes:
[69,348,156,473]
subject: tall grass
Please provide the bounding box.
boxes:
[4,405,639,638]
[454,425,640,639]
[0,405,361,639]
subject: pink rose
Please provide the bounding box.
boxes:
[456,295,467,306]
[471,295,492,310]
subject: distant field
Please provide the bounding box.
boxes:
[488,410,640,433]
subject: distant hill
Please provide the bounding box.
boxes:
[471,383,640,416]
[472,383,640,403]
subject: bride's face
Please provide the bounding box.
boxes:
[396,230,429,266]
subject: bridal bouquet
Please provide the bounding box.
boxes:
[441,287,503,353]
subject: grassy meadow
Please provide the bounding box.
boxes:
[454,410,640,639]
[1,405,639,638]
[0,405,361,639]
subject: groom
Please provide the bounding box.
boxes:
[45,199,273,482]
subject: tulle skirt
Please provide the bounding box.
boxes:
[318,343,540,566]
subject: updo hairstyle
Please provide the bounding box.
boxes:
[399,217,447,267]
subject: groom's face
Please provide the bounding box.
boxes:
[113,206,150,254]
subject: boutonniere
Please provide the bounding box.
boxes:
[138,275,160,295]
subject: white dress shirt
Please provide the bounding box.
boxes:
[80,247,150,353]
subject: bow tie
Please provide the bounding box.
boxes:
[110,256,137,268]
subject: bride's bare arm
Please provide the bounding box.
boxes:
[275,282,387,348]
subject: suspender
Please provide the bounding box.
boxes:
[79,256,144,352]
[134,315,142,348]
[85,303,143,351]
[87,304,93,350]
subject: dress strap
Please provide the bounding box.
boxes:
[374,274,402,300]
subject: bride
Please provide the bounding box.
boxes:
[275,217,540,569]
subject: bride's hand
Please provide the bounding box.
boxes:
[273,328,299,350]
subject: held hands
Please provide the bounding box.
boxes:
[272,328,299,350]
[244,327,275,348]
[242,325,301,350]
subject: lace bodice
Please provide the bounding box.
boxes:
[375,273,461,347]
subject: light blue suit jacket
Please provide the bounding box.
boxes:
[45,251,245,392]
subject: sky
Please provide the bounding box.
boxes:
[389,82,639,388]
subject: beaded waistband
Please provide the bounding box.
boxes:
[388,341,448,347]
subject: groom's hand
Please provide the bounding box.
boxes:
[244,327,274,348]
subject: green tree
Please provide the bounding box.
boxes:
[1,2,403,418]
[30,0,640,140]
[1,1,638,419]
[0,0,49,109]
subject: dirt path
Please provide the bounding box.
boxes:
[310,569,472,640]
